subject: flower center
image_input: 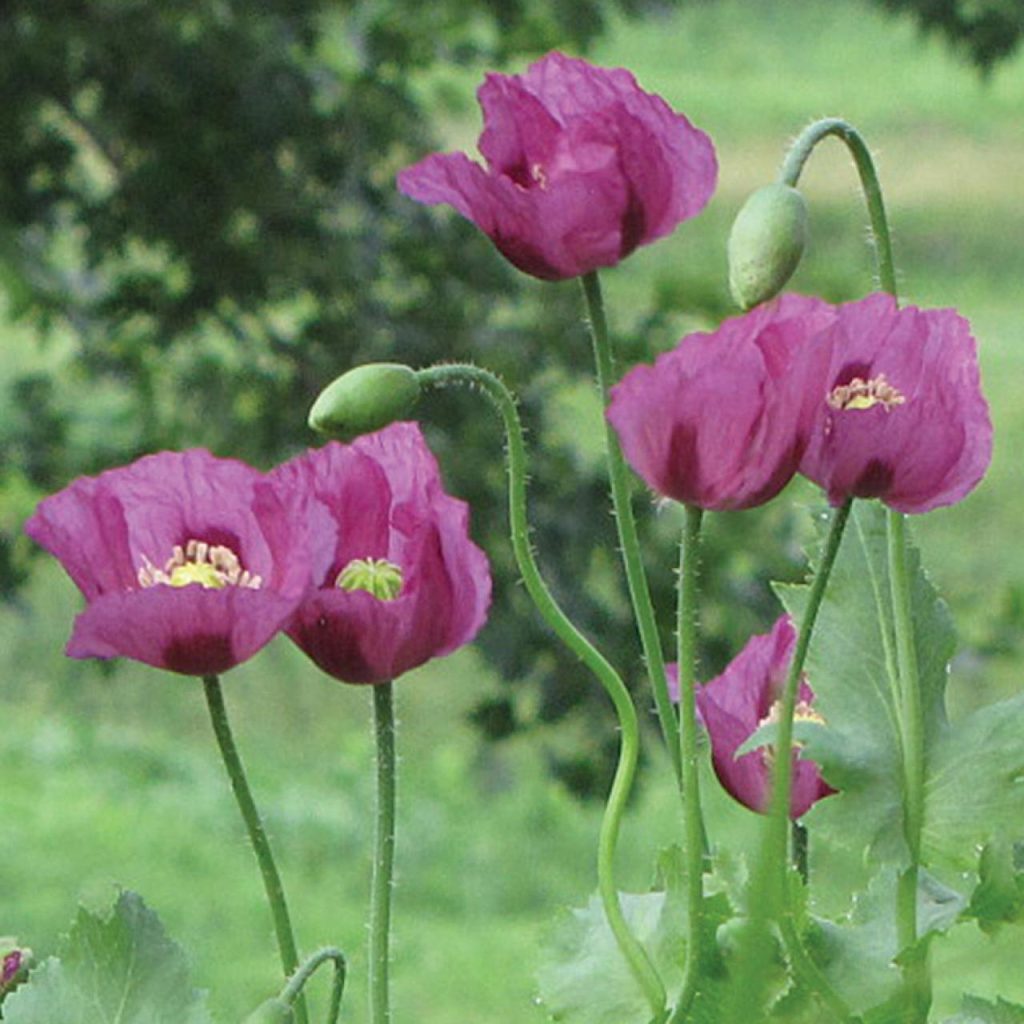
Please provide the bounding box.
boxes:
[336,557,404,601]
[137,539,262,591]
[827,373,905,412]
[755,699,826,768]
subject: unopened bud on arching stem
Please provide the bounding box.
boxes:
[309,363,421,442]
[727,183,808,310]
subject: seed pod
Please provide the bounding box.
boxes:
[309,363,421,442]
[727,184,808,310]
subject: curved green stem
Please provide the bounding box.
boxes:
[370,682,397,1024]
[781,120,926,1017]
[201,675,308,1024]
[888,511,931,1022]
[280,947,348,1024]
[580,271,682,790]
[417,363,666,1018]
[667,505,705,1023]
[778,118,897,297]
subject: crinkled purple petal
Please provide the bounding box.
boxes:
[25,476,136,599]
[398,50,717,280]
[69,586,301,676]
[477,73,563,180]
[608,295,836,510]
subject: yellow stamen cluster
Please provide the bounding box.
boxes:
[137,539,262,591]
[756,699,826,768]
[827,373,905,412]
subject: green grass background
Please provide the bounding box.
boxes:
[3,0,1023,1020]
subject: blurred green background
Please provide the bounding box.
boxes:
[2,0,1023,1020]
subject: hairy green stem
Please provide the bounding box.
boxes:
[782,120,926,1017]
[725,502,854,1024]
[370,682,397,1024]
[417,363,666,1017]
[580,271,682,790]
[768,501,851,874]
[667,505,706,1023]
[778,118,897,297]
[201,676,308,1024]
[888,511,931,1022]
[767,500,853,1020]
[280,947,348,1024]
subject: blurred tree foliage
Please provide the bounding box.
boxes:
[877,0,1024,70]
[0,0,1018,796]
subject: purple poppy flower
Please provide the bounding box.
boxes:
[277,423,491,684]
[24,451,313,676]
[607,295,837,510]
[397,51,717,281]
[799,293,992,513]
[669,617,834,818]
[1,947,26,994]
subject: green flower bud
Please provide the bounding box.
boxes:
[240,997,294,1023]
[727,184,808,310]
[308,363,420,442]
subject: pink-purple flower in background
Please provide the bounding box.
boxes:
[607,295,836,510]
[1,946,26,995]
[277,423,491,685]
[398,51,717,281]
[25,451,313,676]
[800,293,992,513]
[669,616,833,818]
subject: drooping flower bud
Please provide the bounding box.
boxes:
[308,364,421,442]
[728,184,808,310]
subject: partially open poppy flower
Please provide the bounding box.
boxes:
[25,451,314,676]
[398,51,717,281]
[607,295,837,510]
[669,617,834,818]
[277,423,491,684]
[799,293,992,513]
